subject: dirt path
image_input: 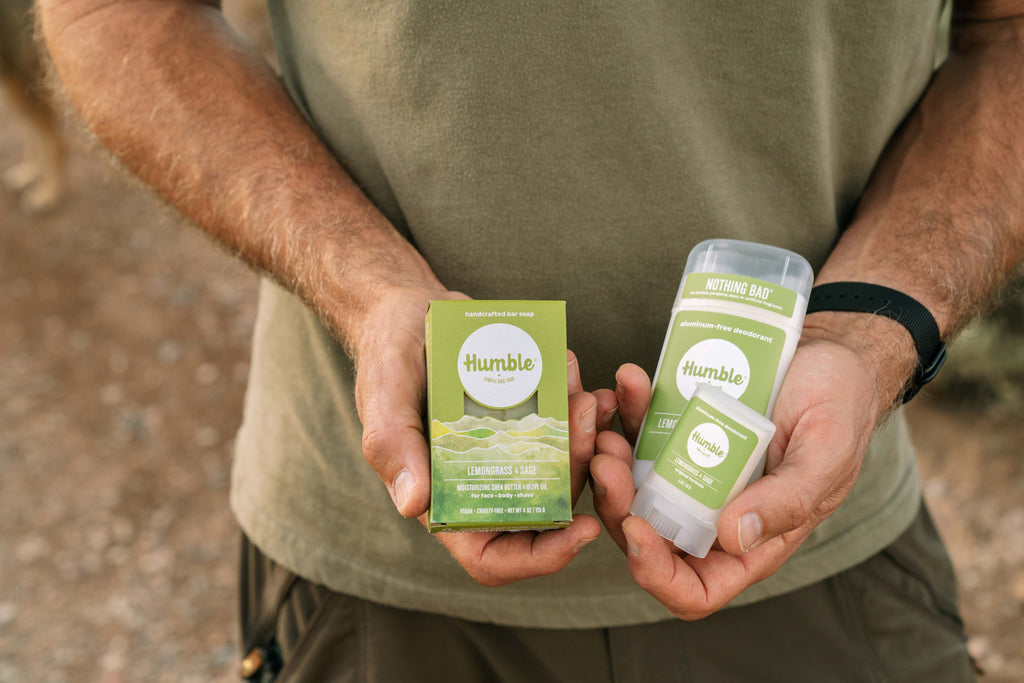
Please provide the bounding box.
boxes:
[1,100,1021,682]
[910,399,1024,680]
[1,101,256,682]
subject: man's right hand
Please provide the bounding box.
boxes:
[348,284,607,585]
[350,284,464,517]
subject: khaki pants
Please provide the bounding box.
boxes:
[238,502,975,682]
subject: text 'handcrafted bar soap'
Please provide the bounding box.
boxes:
[426,300,571,532]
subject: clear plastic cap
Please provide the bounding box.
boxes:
[680,239,814,301]
[630,482,718,558]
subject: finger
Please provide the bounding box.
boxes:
[614,363,652,444]
[590,450,636,553]
[433,514,602,587]
[715,418,865,556]
[620,516,709,617]
[568,391,598,502]
[567,349,583,395]
[593,388,618,432]
[356,345,432,518]
[621,515,789,620]
[596,430,633,469]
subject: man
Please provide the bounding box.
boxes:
[40,1,1023,680]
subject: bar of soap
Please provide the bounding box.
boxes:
[426,300,571,532]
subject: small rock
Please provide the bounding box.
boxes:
[14,535,50,564]
[115,411,148,441]
[5,396,31,418]
[68,329,91,353]
[1012,574,1024,603]
[37,279,59,299]
[139,547,173,574]
[0,602,17,628]
[968,635,990,660]
[86,525,113,552]
[56,555,82,582]
[9,279,31,299]
[170,284,197,306]
[2,322,25,345]
[157,340,184,365]
[195,362,220,386]
[100,645,127,673]
[111,518,134,544]
[232,362,250,383]
[0,662,25,683]
[99,384,125,406]
[210,643,236,668]
[150,505,175,532]
[925,478,947,500]
[108,351,130,375]
[43,315,65,337]
[79,552,103,575]
[194,426,221,448]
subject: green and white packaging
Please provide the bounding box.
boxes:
[630,383,776,557]
[426,300,572,532]
[632,239,813,488]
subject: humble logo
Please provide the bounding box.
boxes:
[676,339,750,399]
[686,422,729,468]
[463,353,536,373]
[458,323,542,409]
[677,361,745,386]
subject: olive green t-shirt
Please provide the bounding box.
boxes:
[231,1,950,627]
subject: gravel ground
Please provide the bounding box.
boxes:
[2,47,1022,683]
[1,99,256,682]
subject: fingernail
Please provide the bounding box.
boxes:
[601,408,618,429]
[391,470,415,513]
[738,512,763,553]
[591,472,607,498]
[567,355,580,381]
[623,526,643,558]
[573,535,598,555]
[581,402,596,433]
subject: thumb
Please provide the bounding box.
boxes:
[355,341,432,518]
[614,363,652,445]
[716,428,863,555]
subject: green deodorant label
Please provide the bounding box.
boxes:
[681,273,798,317]
[653,395,760,509]
[634,307,786,464]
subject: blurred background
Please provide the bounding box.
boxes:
[1,3,1022,682]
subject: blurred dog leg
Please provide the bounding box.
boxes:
[0,0,67,214]
[2,72,67,213]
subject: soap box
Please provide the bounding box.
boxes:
[426,300,572,532]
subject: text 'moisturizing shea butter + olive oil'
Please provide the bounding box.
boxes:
[631,239,813,489]
[426,300,572,532]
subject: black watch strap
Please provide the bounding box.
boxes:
[807,282,947,403]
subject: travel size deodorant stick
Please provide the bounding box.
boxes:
[632,239,813,488]
[631,383,776,557]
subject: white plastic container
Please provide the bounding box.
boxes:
[630,383,776,557]
[632,239,812,488]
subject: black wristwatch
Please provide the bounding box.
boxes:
[806,282,947,403]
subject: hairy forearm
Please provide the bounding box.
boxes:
[39,0,441,350]
[807,8,1024,406]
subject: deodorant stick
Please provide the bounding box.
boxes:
[632,239,812,488]
[630,383,776,557]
